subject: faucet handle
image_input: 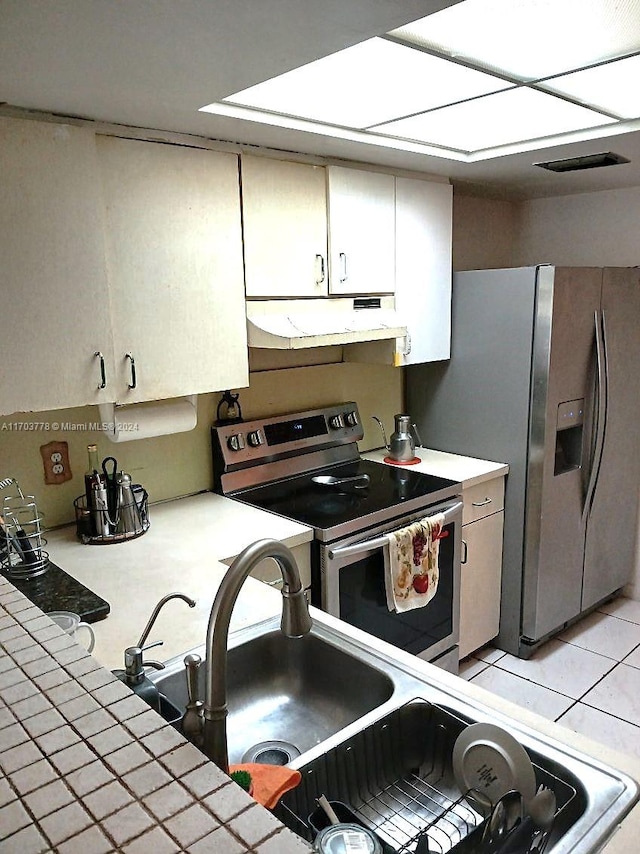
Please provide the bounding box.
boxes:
[184,654,202,705]
[182,653,204,745]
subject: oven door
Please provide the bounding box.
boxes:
[316,499,462,668]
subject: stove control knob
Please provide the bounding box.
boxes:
[227,433,245,452]
[247,430,264,448]
[344,410,358,427]
[328,414,344,430]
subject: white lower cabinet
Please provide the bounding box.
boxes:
[459,478,505,659]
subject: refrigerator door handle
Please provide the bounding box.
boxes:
[583,310,609,523]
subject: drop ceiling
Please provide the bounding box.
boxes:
[2,0,640,198]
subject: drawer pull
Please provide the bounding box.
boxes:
[472,497,492,507]
[461,540,468,564]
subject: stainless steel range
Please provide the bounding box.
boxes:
[212,402,463,672]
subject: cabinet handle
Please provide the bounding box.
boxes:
[125,353,137,389]
[339,252,348,283]
[95,351,107,389]
[472,497,492,507]
[315,254,326,285]
[461,539,468,564]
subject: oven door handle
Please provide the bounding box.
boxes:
[327,501,463,560]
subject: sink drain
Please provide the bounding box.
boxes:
[241,740,301,766]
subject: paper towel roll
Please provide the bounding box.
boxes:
[98,396,197,443]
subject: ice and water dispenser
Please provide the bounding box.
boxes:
[554,398,585,475]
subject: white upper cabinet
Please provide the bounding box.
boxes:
[327,166,396,295]
[97,136,248,403]
[241,156,328,298]
[395,177,453,364]
[0,118,115,416]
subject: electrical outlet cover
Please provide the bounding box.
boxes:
[40,440,72,485]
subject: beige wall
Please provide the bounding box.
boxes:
[514,186,640,267]
[0,361,402,529]
[452,190,520,271]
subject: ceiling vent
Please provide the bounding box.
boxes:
[535,152,630,173]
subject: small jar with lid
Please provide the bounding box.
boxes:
[313,823,383,854]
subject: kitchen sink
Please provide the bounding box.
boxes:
[150,613,638,852]
[149,623,394,765]
[276,699,586,853]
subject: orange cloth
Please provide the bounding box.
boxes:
[229,762,302,809]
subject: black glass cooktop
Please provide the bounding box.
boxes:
[233,459,459,542]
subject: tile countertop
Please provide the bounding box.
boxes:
[3,488,640,852]
[364,447,509,487]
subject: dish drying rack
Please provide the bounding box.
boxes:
[276,700,577,854]
[0,478,49,580]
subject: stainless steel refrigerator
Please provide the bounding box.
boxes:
[407,265,640,658]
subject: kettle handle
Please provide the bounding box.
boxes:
[371,416,389,451]
[411,422,424,449]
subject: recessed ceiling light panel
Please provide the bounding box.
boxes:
[372,87,617,152]
[539,54,640,119]
[223,37,510,128]
[391,0,640,81]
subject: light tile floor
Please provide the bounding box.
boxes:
[459,596,640,760]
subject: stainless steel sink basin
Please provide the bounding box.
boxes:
[150,623,394,764]
[151,613,638,853]
[277,700,588,853]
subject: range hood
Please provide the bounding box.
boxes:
[246,297,408,350]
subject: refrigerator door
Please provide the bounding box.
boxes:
[521,267,602,642]
[407,265,540,654]
[582,268,640,610]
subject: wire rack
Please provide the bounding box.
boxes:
[0,478,49,580]
[276,700,577,854]
[73,489,149,545]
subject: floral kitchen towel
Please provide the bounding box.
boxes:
[385,513,445,612]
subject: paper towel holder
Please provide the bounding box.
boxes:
[98,395,198,443]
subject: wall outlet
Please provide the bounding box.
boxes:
[40,441,72,485]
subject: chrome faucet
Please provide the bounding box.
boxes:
[197,538,312,772]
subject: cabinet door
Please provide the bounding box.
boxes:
[327,166,395,295]
[97,137,248,403]
[459,511,504,659]
[395,177,452,364]
[0,118,114,416]
[242,156,328,298]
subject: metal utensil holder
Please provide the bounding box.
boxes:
[276,700,577,854]
[74,486,149,545]
[0,478,49,580]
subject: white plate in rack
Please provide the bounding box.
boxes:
[452,722,537,810]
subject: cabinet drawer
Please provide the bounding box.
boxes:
[463,477,505,524]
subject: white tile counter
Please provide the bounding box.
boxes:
[0,579,311,853]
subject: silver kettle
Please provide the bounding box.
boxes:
[372,414,422,462]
